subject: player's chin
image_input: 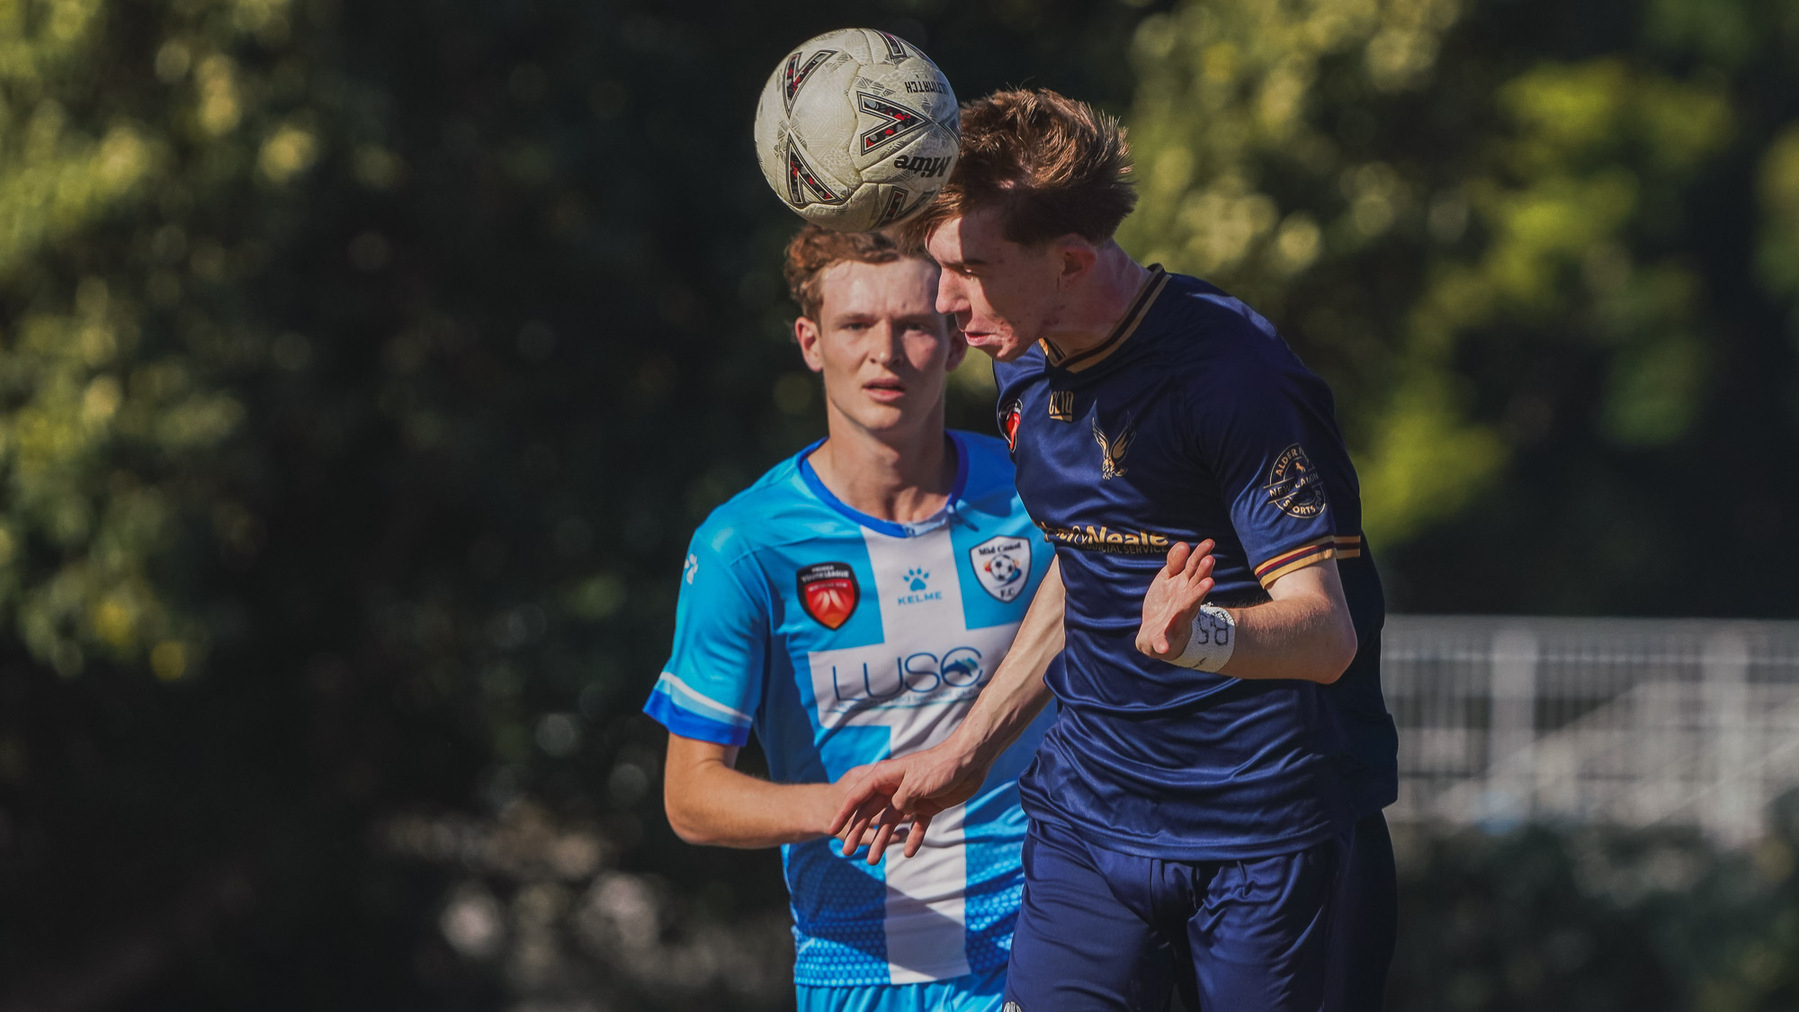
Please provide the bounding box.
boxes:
[967,334,1028,362]
[851,402,920,432]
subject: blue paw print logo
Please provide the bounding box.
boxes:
[905,567,930,591]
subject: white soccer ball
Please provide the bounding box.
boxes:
[753,28,959,233]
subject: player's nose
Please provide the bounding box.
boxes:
[935,272,966,316]
[869,320,900,363]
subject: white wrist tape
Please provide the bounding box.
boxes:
[1171,604,1236,672]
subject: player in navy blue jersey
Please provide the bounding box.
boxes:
[830,90,1398,1012]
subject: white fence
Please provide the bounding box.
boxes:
[1384,616,1799,846]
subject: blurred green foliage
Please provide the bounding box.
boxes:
[0,0,1795,1007]
[1123,0,1799,613]
[0,0,1157,1007]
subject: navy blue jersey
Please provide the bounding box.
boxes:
[992,267,1397,860]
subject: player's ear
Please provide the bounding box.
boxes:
[794,316,826,373]
[1055,235,1097,288]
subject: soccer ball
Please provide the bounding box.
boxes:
[753,28,959,233]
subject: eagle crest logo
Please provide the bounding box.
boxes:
[1092,415,1135,480]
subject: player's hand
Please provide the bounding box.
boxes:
[822,764,906,849]
[1136,539,1217,661]
[826,742,989,864]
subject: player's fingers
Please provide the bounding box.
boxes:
[1162,540,1190,576]
[866,816,899,865]
[838,801,881,852]
[1182,542,1206,578]
[826,791,860,838]
[827,771,878,836]
[903,813,934,859]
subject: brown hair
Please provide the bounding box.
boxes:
[900,88,1138,249]
[782,224,923,320]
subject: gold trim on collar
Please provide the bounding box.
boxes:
[1039,265,1169,373]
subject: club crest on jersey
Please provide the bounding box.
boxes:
[1000,399,1022,452]
[1092,414,1135,479]
[970,536,1032,602]
[797,562,859,630]
[1264,443,1327,518]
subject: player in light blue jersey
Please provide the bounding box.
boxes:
[646,225,1060,1012]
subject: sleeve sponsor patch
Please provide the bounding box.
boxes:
[1263,443,1327,519]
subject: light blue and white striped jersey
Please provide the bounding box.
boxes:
[645,431,1055,988]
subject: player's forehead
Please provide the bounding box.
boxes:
[926,208,1013,266]
[817,256,939,315]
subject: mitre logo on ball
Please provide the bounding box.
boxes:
[753,28,960,232]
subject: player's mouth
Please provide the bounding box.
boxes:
[962,330,1016,358]
[863,378,907,402]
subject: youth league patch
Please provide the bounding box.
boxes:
[969,536,1031,602]
[797,561,859,630]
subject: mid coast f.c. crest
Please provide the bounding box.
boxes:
[970,536,1032,602]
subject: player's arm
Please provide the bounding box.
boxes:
[936,554,1064,770]
[828,557,1064,861]
[662,733,868,849]
[1136,539,1355,683]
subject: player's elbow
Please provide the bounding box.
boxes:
[663,786,721,846]
[1311,616,1358,684]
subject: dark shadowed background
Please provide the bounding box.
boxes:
[2,0,1797,1008]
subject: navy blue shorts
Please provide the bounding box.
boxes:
[1004,821,1343,1012]
[1323,812,1397,1012]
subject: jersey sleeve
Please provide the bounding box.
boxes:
[643,524,769,747]
[1186,326,1342,590]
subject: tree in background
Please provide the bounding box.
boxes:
[0,1,1155,1008]
[4,0,1799,1008]
[1122,0,1799,615]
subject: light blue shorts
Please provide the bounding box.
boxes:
[796,965,1007,1012]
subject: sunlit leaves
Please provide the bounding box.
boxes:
[0,0,295,674]
[1123,0,1766,552]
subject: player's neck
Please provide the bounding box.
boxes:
[809,417,955,525]
[1037,244,1152,360]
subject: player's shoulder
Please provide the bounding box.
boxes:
[954,430,1016,478]
[1155,271,1284,358]
[951,429,1031,521]
[688,449,826,565]
[1149,270,1317,390]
